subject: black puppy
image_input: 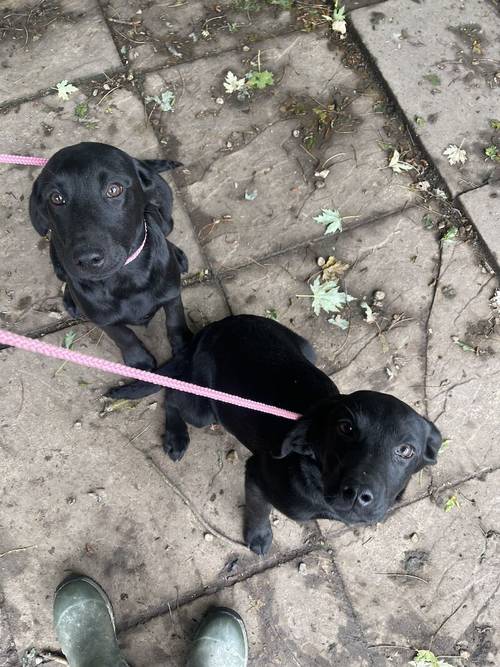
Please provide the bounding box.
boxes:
[29,142,191,369]
[107,315,442,554]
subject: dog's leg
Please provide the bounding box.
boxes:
[163,295,192,354]
[163,400,190,461]
[101,324,156,370]
[244,457,273,555]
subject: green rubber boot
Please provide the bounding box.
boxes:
[186,607,248,667]
[53,575,129,667]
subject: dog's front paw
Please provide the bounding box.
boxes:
[163,428,190,462]
[122,349,156,371]
[63,289,81,319]
[245,522,273,556]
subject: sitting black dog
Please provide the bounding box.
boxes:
[29,142,191,369]
[107,315,442,554]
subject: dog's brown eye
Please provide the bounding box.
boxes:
[106,183,124,198]
[337,420,353,436]
[395,444,415,459]
[50,191,65,206]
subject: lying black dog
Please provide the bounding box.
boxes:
[107,315,442,554]
[29,142,191,369]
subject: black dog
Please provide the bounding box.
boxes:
[107,315,442,554]
[29,142,191,369]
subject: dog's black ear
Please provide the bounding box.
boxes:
[141,158,182,173]
[423,420,442,465]
[133,158,178,236]
[133,158,180,193]
[273,420,314,459]
[29,174,50,236]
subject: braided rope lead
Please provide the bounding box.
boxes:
[0,328,301,421]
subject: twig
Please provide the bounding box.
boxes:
[376,571,429,584]
[0,545,36,559]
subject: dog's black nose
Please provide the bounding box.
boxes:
[342,484,374,508]
[73,248,105,270]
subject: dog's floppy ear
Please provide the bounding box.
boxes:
[273,420,314,459]
[423,420,442,465]
[29,174,50,236]
[133,158,181,236]
[133,158,181,194]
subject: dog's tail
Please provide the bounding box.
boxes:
[142,159,182,173]
[105,357,186,401]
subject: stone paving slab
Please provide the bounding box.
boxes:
[0,87,205,334]
[328,471,500,665]
[144,30,416,271]
[101,0,383,72]
[458,181,500,269]
[350,0,500,198]
[425,237,500,488]
[120,549,373,667]
[0,0,121,106]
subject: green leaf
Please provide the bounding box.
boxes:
[484,145,499,161]
[313,208,343,235]
[56,80,78,100]
[146,90,175,112]
[298,277,355,316]
[246,70,274,89]
[415,115,426,126]
[452,337,476,353]
[441,226,458,242]
[244,190,258,200]
[62,331,77,349]
[74,102,89,119]
[423,73,441,87]
[265,308,278,320]
[490,119,500,130]
[409,649,455,667]
[332,3,346,21]
[444,495,460,512]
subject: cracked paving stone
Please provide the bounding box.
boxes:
[458,181,500,270]
[425,236,500,486]
[325,471,500,666]
[0,88,205,334]
[0,0,121,105]
[144,31,416,271]
[350,0,500,198]
[101,0,383,72]
[120,550,373,667]
[220,208,441,502]
[0,282,315,657]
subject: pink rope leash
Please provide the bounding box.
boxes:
[0,328,301,421]
[0,154,48,167]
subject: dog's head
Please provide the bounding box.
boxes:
[277,391,442,524]
[29,142,180,281]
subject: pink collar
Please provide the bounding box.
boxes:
[124,221,147,266]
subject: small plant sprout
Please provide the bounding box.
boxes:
[388,149,414,173]
[444,495,460,512]
[145,90,175,112]
[409,649,454,667]
[324,1,347,36]
[297,277,355,317]
[313,209,343,235]
[484,145,500,162]
[56,80,78,100]
[246,70,274,89]
[62,331,77,349]
[443,142,467,165]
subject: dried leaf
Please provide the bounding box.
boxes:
[321,256,350,281]
[56,80,78,100]
[360,301,376,323]
[388,149,414,173]
[328,315,349,329]
[223,71,246,94]
[443,143,467,165]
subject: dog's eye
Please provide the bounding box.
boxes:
[106,183,124,198]
[395,444,415,459]
[50,191,65,206]
[337,420,354,436]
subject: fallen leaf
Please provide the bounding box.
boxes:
[360,301,376,323]
[423,73,441,87]
[321,256,350,281]
[223,71,246,94]
[56,80,78,100]
[441,226,458,242]
[313,208,343,235]
[145,90,175,112]
[328,315,349,329]
[443,143,467,165]
[298,277,355,316]
[62,331,77,349]
[244,190,258,200]
[444,495,460,512]
[388,149,414,173]
[409,649,454,667]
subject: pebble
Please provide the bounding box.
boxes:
[204,532,214,542]
[410,532,419,543]
[317,256,326,267]
[314,180,326,189]
[73,420,82,429]
[298,562,307,574]
[242,45,250,51]
[215,97,224,105]
[373,290,385,302]
[292,128,301,138]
